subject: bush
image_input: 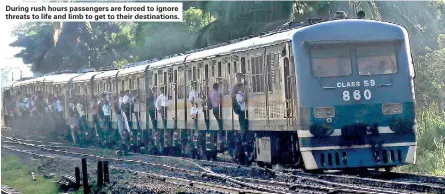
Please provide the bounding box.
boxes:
[397,105,445,176]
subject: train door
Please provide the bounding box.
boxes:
[284,44,296,129]
[166,67,176,129]
[184,63,194,131]
[247,49,268,131]
[203,62,210,130]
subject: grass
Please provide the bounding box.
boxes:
[1,156,60,194]
[396,105,445,176]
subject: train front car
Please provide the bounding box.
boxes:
[292,19,416,171]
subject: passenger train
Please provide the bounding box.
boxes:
[2,12,417,172]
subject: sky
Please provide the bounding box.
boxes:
[1,20,33,87]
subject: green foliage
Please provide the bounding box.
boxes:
[414,47,445,108]
[184,7,215,33]
[397,106,445,176]
[1,156,59,194]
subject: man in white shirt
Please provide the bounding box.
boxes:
[188,82,199,130]
[188,82,199,106]
[76,97,90,143]
[236,84,248,138]
[56,97,64,113]
[131,90,141,131]
[155,87,168,129]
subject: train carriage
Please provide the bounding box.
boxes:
[117,63,149,132]
[71,71,104,127]
[93,70,120,129]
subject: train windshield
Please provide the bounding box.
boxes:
[310,44,352,78]
[357,42,398,75]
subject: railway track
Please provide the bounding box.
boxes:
[2,145,270,194]
[1,137,325,193]
[1,185,20,194]
[3,135,444,193]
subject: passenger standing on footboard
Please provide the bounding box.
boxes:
[101,94,112,147]
[209,83,223,132]
[188,82,200,130]
[236,84,248,141]
[147,88,157,131]
[156,87,168,129]
[113,95,127,151]
[132,90,141,131]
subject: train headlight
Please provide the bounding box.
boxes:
[382,103,403,115]
[314,107,335,118]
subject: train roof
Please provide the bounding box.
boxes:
[72,72,103,83]
[147,55,187,70]
[42,73,81,84]
[118,62,150,76]
[292,19,406,43]
[186,28,300,62]
[94,69,119,80]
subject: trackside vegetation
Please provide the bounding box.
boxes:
[1,156,60,194]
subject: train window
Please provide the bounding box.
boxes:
[241,58,245,74]
[174,70,178,83]
[310,44,352,77]
[121,80,124,92]
[188,68,192,80]
[251,55,264,93]
[192,67,196,81]
[205,65,209,79]
[197,68,200,79]
[137,77,140,89]
[267,54,272,92]
[168,71,173,100]
[234,62,237,73]
[217,62,222,78]
[163,72,167,86]
[178,70,184,99]
[228,63,231,74]
[211,65,215,77]
[357,43,398,75]
[154,73,158,87]
[272,54,279,91]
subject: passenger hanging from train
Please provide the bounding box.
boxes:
[69,101,80,144]
[231,73,244,115]
[188,82,200,130]
[130,90,141,152]
[235,83,250,164]
[101,94,112,147]
[113,95,128,153]
[76,96,90,145]
[155,87,168,129]
[45,94,56,136]
[3,93,13,128]
[209,83,223,132]
[236,84,248,139]
[90,95,101,145]
[120,91,132,145]
[35,93,45,132]
[124,90,132,130]
[132,90,141,131]
[146,88,157,131]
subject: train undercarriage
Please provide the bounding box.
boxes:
[121,126,416,174]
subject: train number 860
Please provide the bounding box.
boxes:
[342,89,371,101]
